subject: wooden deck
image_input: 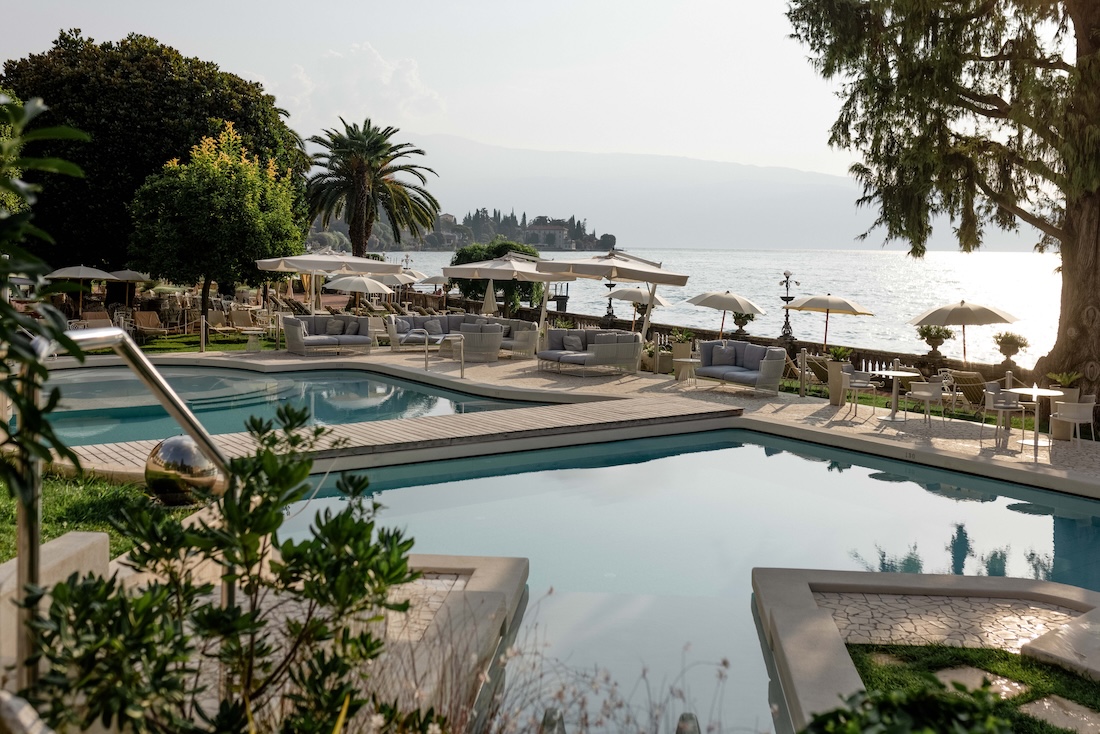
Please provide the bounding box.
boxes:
[65,395,742,480]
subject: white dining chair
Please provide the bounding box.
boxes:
[905,380,945,426]
[980,383,1023,442]
[1052,401,1095,446]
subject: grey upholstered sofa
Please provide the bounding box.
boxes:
[696,340,785,395]
[536,328,642,375]
[282,314,373,356]
[385,314,538,359]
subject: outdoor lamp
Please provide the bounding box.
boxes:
[780,270,799,339]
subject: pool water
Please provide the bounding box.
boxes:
[44,366,538,446]
[284,430,1100,732]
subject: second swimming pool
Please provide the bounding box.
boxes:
[44,366,540,446]
[285,429,1100,732]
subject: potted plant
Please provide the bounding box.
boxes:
[1048,370,1085,440]
[916,324,954,359]
[642,341,673,373]
[993,332,1029,363]
[826,346,853,406]
[668,328,694,377]
[732,312,755,335]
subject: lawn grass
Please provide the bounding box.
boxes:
[850,643,1100,733]
[0,476,192,562]
[83,331,278,355]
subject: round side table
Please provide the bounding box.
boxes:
[673,358,701,387]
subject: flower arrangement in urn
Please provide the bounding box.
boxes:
[916,324,955,359]
[993,332,1029,363]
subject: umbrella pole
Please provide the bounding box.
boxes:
[719,310,726,340]
[640,283,660,374]
[962,324,967,364]
[823,311,830,351]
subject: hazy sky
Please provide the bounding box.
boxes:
[2,0,854,176]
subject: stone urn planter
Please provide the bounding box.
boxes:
[924,337,945,358]
[732,314,754,336]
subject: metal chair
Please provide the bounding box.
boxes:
[905,378,946,426]
[1052,401,1096,446]
[980,383,1023,442]
[844,370,882,416]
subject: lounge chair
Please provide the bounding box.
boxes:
[206,310,238,339]
[944,369,989,412]
[132,311,171,343]
[805,355,831,385]
[228,310,255,332]
[784,353,822,390]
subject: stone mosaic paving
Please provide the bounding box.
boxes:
[813,591,1079,651]
[386,572,468,643]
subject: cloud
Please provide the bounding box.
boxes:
[269,42,446,138]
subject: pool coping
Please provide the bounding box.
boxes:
[752,567,1100,731]
[50,353,1100,502]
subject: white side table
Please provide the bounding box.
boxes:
[240,328,265,352]
[673,358,701,387]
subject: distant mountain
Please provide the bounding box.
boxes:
[415,134,1037,252]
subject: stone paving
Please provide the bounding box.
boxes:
[812,591,1079,651]
[387,572,468,643]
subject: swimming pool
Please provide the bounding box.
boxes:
[44,366,539,446]
[284,429,1100,732]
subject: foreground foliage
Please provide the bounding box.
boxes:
[787,1,1100,390]
[24,407,427,733]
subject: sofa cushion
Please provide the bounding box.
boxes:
[593,333,617,345]
[563,335,584,352]
[483,323,503,334]
[617,334,636,344]
[394,318,411,334]
[548,329,566,351]
[744,343,767,370]
[335,335,371,346]
[344,320,359,336]
[447,314,466,332]
[501,324,512,338]
[424,319,443,335]
[713,345,738,366]
[325,320,344,336]
[460,323,482,333]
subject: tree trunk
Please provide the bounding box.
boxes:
[1039,194,1100,401]
[200,277,213,334]
[348,177,371,258]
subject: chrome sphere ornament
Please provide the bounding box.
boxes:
[144,434,219,506]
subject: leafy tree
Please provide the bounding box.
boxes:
[307,117,439,258]
[449,238,542,316]
[128,123,302,321]
[25,406,428,733]
[1,30,309,270]
[787,1,1100,387]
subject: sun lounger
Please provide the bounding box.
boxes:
[943,369,989,412]
[132,311,172,344]
[206,310,238,338]
[228,310,255,332]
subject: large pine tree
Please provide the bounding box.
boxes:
[788,1,1100,387]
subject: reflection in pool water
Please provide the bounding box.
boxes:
[43,366,539,446]
[288,430,1100,732]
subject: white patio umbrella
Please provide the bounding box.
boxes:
[46,265,119,316]
[783,293,873,351]
[257,250,401,311]
[686,290,767,339]
[535,251,688,343]
[443,252,577,331]
[419,274,448,286]
[909,299,1017,364]
[481,279,498,316]
[323,274,394,312]
[607,287,672,331]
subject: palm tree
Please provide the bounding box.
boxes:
[306,118,439,257]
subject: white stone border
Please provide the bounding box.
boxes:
[752,567,1100,731]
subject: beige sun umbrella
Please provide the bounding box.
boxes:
[481,279,498,316]
[783,293,873,351]
[607,287,672,331]
[686,290,767,339]
[443,252,576,331]
[323,274,394,312]
[536,251,689,344]
[908,299,1017,364]
[46,265,119,317]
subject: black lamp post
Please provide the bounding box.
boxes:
[779,270,799,340]
[600,280,617,328]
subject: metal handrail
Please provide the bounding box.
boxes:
[17,327,233,688]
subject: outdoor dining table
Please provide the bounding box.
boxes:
[1006,385,1064,460]
[873,369,923,422]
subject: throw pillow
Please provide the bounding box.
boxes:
[394,318,411,334]
[501,324,512,338]
[424,319,443,335]
[563,335,584,351]
[325,320,344,336]
[476,318,488,325]
[593,333,617,345]
[298,320,308,336]
[344,321,360,336]
[712,345,737,366]
[743,344,767,370]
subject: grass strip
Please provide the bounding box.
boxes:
[850,643,1100,733]
[0,476,192,562]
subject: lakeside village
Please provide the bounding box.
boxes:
[311,209,618,254]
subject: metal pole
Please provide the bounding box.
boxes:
[19,328,235,688]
